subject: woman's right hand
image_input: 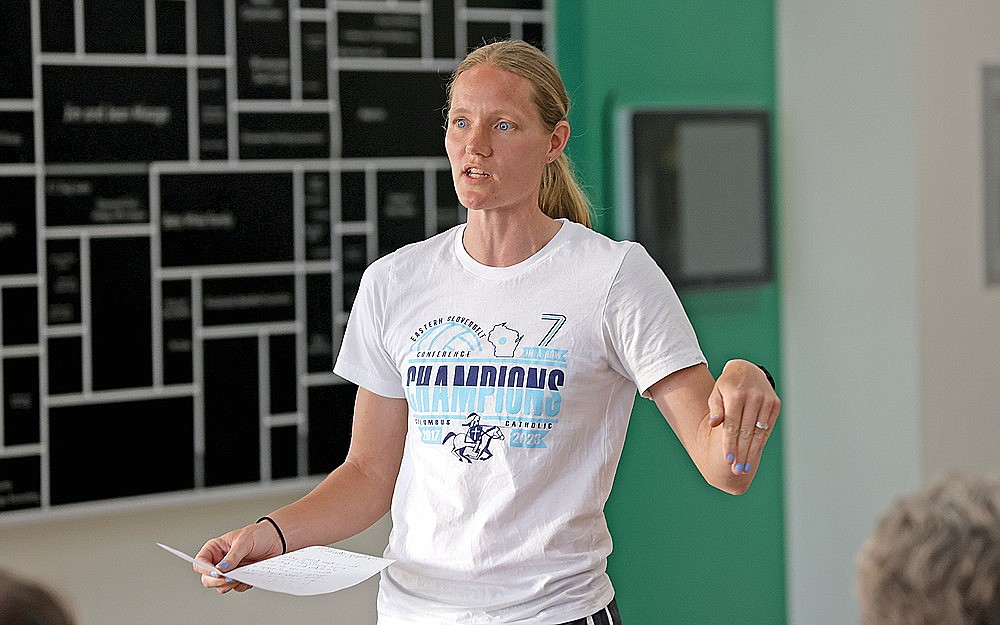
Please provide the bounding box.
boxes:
[193,521,284,594]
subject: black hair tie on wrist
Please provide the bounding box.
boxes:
[256,515,287,555]
[756,364,776,390]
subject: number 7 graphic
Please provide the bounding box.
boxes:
[539,314,566,346]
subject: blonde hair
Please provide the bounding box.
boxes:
[856,472,1000,625]
[447,39,592,228]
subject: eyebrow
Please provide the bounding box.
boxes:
[448,107,522,120]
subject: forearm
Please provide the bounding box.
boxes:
[265,458,395,551]
[649,361,777,496]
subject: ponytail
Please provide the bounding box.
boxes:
[540,154,591,228]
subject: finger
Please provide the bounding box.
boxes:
[707,385,725,430]
[721,390,742,468]
[201,572,237,591]
[734,391,764,474]
[193,540,227,575]
[233,582,254,593]
[216,536,255,574]
[743,398,777,474]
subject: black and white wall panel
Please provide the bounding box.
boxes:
[0,0,551,517]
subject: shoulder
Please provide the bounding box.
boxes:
[559,220,636,258]
[363,226,459,280]
[556,221,647,277]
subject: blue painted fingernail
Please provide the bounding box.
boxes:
[219,562,230,570]
[210,571,219,578]
[225,577,233,583]
[734,463,744,472]
[744,462,752,473]
[727,453,735,462]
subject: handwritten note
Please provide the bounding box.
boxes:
[157,542,393,596]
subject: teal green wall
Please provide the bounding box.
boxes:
[555,3,785,624]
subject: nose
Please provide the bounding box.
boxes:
[465,126,491,157]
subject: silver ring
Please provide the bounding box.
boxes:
[754,421,770,431]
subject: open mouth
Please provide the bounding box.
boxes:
[463,165,491,179]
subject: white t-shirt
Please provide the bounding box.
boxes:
[333,219,706,624]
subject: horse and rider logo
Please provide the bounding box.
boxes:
[442,413,505,463]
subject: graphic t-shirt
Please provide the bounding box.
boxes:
[333,219,706,624]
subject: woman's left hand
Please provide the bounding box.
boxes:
[706,359,780,475]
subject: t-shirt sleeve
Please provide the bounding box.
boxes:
[333,256,406,399]
[603,243,707,398]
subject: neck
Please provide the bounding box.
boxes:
[463,207,562,267]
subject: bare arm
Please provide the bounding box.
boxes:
[194,387,408,593]
[647,360,780,495]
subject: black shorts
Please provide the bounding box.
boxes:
[558,597,622,625]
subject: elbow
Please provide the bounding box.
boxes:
[707,474,752,496]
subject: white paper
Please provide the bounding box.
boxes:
[157,542,393,596]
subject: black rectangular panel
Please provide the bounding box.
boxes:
[301,21,328,100]
[467,0,542,7]
[236,0,290,100]
[0,177,36,276]
[377,170,425,257]
[341,235,367,313]
[270,425,298,479]
[3,356,39,445]
[160,172,294,267]
[47,336,82,395]
[0,1,32,99]
[340,171,365,222]
[40,0,75,53]
[46,175,149,226]
[156,0,188,55]
[198,68,228,160]
[522,22,545,49]
[204,337,260,486]
[84,1,145,54]
[162,280,193,385]
[339,71,447,158]
[0,112,35,163]
[45,238,80,325]
[306,273,332,373]
[467,22,545,53]
[432,0,455,59]
[50,397,195,504]
[202,275,295,326]
[196,0,226,55]
[300,0,326,7]
[43,65,188,163]
[338,12,421,58]
[238,112,330,160]
[0,455,41,512]
[2,286,38,346]
[307,384,355,474]
[436,169,463,233]
[305,172,331,260]
[90,237,152,391]
[269,334,297,414]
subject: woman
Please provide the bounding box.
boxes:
[194,39,780,624]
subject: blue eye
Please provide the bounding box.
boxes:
[497,121,512,131]
[453,118,467,129]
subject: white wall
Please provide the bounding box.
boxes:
[915,2,1000,481]
[780,2,1000,625]
[0,485,389,625]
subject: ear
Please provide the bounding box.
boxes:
[546,120,570,161]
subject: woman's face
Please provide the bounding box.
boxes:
[445,64,567,216]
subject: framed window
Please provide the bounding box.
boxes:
[617,108,774,289]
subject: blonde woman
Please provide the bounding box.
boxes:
[195,39,780,624]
